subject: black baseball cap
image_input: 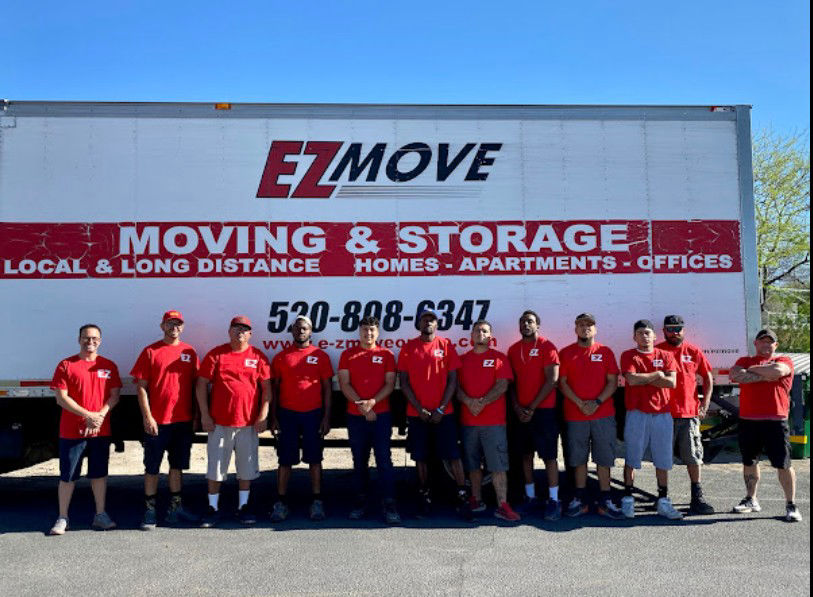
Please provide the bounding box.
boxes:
[418,309,439,321]
[663,315,684,327]
[755,328,778,342]
[575,313,596,325]
[634,319,655,332]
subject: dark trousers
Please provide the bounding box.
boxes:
[347,412,395,500]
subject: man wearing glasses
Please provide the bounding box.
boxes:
[196,316,271,527]
[656,315,715,515]
[131,310,200,529]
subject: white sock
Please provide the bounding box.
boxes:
[239,490,250,509]
[550,486,559,502]
[525,484,536,499]
[208,493,219,510]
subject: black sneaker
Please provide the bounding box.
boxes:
[349,495,367,521]
[165,504,199,525]
[238,505,257,525]
[383,499,402,525]
[140,507,157,531]
[201,506,220,528]
[689,491,715,515]
[457,496,474,522]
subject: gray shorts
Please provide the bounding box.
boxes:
[206,425,260,482]
[624,410,673,471]
[566,416,617,468]
[462,425,509,473]
[674,417,704,466]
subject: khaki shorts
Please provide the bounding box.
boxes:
[206,425,260,482]
[673,417,704,466]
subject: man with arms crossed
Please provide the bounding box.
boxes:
[197,315,271,527]
[558,313,623,519]
[338,316,400,524]
[620,319,682,520]
[730,328,801,522]
[270,315,334,522]
[49,324,121,535]
[457,321,519,521]
[131,310,200,529]
[656,315,715,515]
[398,309,471,519]
[507,310,561,520]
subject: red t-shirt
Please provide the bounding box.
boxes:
[339,345,396,415]
[50,355,122,439]
[655,341,712,419]
[130,340,199,424]
[199,344,271,427]
[734,355,794,420]
[271,345,334,412]
[397,336,461,416]
[507,337,560,409]
[620,348,677,414]
[559,342,619,422]
[459,348,513,426]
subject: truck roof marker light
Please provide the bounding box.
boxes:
[214,103,232,110]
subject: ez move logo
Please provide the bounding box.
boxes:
[256,141,503,199]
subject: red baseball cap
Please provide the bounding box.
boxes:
[230,315,252,329]
[162,310,184,323]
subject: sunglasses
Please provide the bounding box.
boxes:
[665,326,684,333]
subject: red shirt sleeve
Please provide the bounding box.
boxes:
[605,348,620,375]
[496,353,513,381]
[338,350,350,371]
[320,351,334,380]
[385,350,396,373]
[258,353,272,381]
[397,346,410,372]
[620,351,635,373]
[445,343,461,371]
[199,351,218,380]
[108,362,122,389]
[695,347,712,376]
[50,360,69,390]
[662,351,677,372]
[543,342,560,366]
[733,356,749,369]
[130,347,151,381]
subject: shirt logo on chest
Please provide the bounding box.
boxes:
[180,353,192,363]
[529,348,539,357]
[483,359,495,368]
[433,349,445,358]
[681,355,693,363]
[307,356,319,365]
[652,359,664,368]
[591,354,603,362]
[244,359,258,368]
[96,369,111,379]
[372,356,384,364]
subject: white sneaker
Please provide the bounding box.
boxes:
[621,495,635,519]
[732,497,761,513]
[657,497,684,520]
[49,517,68,535]
[785,504,803,522]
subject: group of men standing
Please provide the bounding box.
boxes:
[47,307,803,535]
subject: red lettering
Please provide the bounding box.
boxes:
[291,142,342,198]
[318,339,329,349]
[256,141,303,198]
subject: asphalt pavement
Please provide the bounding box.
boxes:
[0,452,809,596]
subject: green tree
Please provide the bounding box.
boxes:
[752,129,810,352]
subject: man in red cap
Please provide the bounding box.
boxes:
[196,315,271,527]
[131,310,200,529]
[730,328,801,522]
[656,314,715,515]
[49,324,122,535]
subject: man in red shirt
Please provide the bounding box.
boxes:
[196,315,271,527]
[49,324,122,535]
[270,315,334,522]
[730,328,801,522]
[457,321,519,522]
[398,309,471,519]
[338,315,400,524]
[656,315,715,515]
[506,310,561,520]
[131,310,199,529]
[620,319,682,520]
[558,313,623,519]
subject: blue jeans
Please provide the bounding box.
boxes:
[347,412,395,500]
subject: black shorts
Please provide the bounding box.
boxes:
[143,421,194,474]
[738,419,792,469]
[514,408,559,462]
[277,407,324,466]
[407,415,461,462]
[59,437,111,482]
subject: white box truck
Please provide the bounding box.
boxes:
[0,101,759,471]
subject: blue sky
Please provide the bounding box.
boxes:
[3,1,809,135]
